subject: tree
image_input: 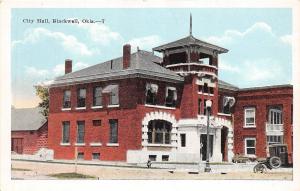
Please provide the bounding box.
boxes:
[35,85,49,118]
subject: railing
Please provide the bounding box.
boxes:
[266,123,284,132]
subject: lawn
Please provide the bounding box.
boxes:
[48,172,96,179]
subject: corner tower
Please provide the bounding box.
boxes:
[153,15,228,118]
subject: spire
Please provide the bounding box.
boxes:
[189,13,192,36]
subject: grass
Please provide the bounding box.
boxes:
[11,168,32,171]
[48,172,96,179]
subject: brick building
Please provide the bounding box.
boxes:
[11,107,48,154]
[47,21,293,163]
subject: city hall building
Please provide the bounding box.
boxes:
[47,22,293,164]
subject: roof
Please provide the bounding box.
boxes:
[153,35,228,53]
[239,84,293,91]
[218,80,239,91]
[51,50,184,86]
[11,107,47,131]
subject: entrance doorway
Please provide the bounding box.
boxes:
[200,134,213,161]
[11,138,23,154]
[221,127,228,161]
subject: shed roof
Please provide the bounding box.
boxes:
[11,107,47,131]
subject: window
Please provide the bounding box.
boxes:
[62,121,70,143]
[244,107,255,127]
[165,87,177,107]
[162,155,169,161]
[109,119,118,143]
[77,88,86,107]
[198,99,202,115]
[209,87,214,94]
[77,152,84,160]
[245,138,256,156]
[180,134,186,147]
[147,120,171,144]
[146,83,158,105]
[198,85,203,93]
[77,121,85,143]
[203,83,209,93]
[223,98,231,114]
[267,135,283,145]
[92,153,100,160]
[93,87,102,106]
[268,108,282,124]
[93,120,101,126]
[149,155,157,161]
[109,86,119,105]
[63,90,71,108]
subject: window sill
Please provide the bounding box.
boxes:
[245,154,256,158]
[107,105,119,108]
[198,92,214,96]
[106,143,119,147]
[74,143,86,146]
[243,125,256,128]
[61,108,71,111]
[90,142,102,146]
[147,143,174,147]
[60,143,71,146]
[76,107,86,110]
[218,113,232,117]
[144,104,176,110]
[91,106,103,109]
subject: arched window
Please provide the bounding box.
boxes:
[147,120,172,144]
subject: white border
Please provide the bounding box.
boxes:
[1,1,300,191]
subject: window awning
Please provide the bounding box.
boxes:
[146,83,158,94]
[102,84,118,93]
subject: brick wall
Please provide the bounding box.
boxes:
[234,86,293,162]
[48,77,182,161]
[11,122,48,154]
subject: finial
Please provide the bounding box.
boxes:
[190,13,192,36]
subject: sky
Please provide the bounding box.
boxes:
[11,8,292,108]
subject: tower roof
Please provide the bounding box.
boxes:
[152,35,228,53]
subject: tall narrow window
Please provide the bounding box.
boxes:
[203,83,209,93]
[63,90,71,108]
[165,87,177,107]
[109,119,118,143]
[209,87,214,94]
[77,121,85,143]
[62,121,70,143]
[180,134,186,147]
[146,83,158,105]
[93,87,102,106]
[110,85,119,105]
[245,138,256,156]
[77,88,86,107]
[244,107,255,127]
[198,99,202,115]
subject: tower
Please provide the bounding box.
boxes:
[153,14,228,118]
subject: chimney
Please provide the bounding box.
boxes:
[65,59,72,74]
[123,44,131,69]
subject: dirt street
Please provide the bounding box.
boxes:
[11,160,293,180]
